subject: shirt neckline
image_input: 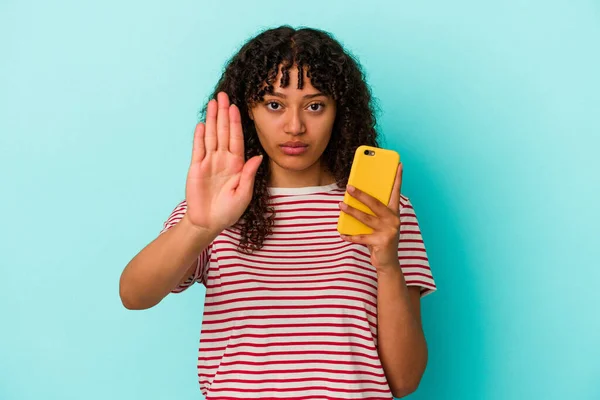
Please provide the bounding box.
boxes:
[267,182,342,196]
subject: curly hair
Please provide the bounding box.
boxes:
[198,25,380,253]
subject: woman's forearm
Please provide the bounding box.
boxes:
[376,263,428,398]
[119,215,218,310]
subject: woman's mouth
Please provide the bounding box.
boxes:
[279,142,309,156]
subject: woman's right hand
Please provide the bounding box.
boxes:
[184,92,263,233]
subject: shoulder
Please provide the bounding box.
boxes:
[165,199,188,220]
[399,194,413,210]
[159,200,188,234]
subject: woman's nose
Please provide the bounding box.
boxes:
[283,109,306,135]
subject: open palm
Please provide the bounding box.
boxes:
[185,92,263,232]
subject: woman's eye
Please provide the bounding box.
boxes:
[309,103,324,112]
[265,101,324,112]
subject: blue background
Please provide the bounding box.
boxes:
[1,0,599,399]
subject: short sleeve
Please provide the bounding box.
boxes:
[159,200,211,293]
[398,195,437,297]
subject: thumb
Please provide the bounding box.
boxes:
[237,155,263,198]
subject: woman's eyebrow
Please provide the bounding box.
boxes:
[269,91,326,99]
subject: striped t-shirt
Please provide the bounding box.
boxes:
[160,182,436,400]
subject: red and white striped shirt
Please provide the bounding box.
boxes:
[160,183,436,400]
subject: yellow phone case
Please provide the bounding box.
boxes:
[337,145,400,236]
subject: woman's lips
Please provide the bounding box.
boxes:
[280,144,308,155]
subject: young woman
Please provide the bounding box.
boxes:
[119,25,436,399]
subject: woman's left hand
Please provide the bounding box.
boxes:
[339,163,403,273]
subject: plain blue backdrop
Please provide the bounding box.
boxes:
[1,0,599,399]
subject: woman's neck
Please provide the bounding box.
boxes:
[268,160,336,188]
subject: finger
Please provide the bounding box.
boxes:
[339,201,382,230]
[346,185,390,218]
[340,233,379,246]
[387,162,403,212]
[229,104,245,157]
[191,122,206,164]
[216,92,230,151]
[237,155,264,199]
[204,99,218,152]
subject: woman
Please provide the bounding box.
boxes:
[119,25,436,399]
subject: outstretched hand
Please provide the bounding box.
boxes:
[184,92,263,232]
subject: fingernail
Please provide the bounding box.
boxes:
[347,185,355,193]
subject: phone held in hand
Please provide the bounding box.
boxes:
[337,145,400,236]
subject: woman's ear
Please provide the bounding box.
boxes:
[248,107,254,121]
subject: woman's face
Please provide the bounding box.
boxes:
[249,65,336,184]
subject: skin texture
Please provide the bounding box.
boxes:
[248,65,337,188]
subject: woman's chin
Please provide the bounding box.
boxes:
[270,156,320,172]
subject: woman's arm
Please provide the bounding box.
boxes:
[119,215,219,310]
[338,164,432,397]
[376,265,427,398]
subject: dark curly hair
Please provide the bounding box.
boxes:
[198,25,380,253]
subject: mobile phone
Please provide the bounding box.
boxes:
[337,145,400,236]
